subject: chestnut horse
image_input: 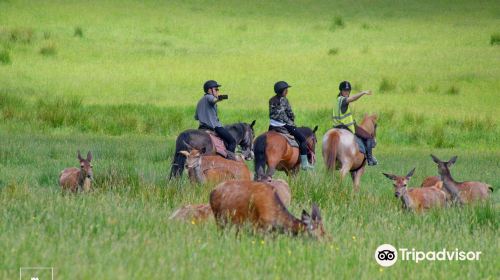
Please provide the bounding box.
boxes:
[253,126,318,181]
[322,115,378,191]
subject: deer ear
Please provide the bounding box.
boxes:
[178,151,190,157]
[87,151,92,162]
[448,156,457,166]
[311,204,322,221]
[313,125,318,133]
[77,150,83,161]
[301,210,311,225]
[250,120,256,128]
[430,154,440,164]
[406,167,416,179]
[382,172,397,180]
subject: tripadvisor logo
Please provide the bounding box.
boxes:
[375,244,482,267]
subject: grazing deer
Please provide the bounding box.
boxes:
[209,180,326,238]
[178,148,251,184]
[170,179,291,223]
[59,151,93,192]
[382,168,447,212]
[430,155,493,204]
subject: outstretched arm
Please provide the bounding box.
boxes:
[347,90,372,103]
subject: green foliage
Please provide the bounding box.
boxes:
[490,33,500,45]
[74,26,83,38]
[379,77,397,93]
[39,41,57,56]
[0,48,10,64]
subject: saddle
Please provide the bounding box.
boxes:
[203,130,228,158]
[333,125,366,155]
[269,127,299,148]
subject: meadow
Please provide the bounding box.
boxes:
[0,0,499,279]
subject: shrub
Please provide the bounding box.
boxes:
[446,85,459,95]
[328,48,338,56]
[74,26,83,38]
[379,77,396,92]
[40,42,57,56]
[0,49,11,64]
[490,33,500,45]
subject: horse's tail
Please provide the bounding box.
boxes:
[325,131,339,171]
[253,134,267,180]
[168,132,191,180]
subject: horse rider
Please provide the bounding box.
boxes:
[195,80,237,160]
[332,81,378,166]
[268,81,314,170]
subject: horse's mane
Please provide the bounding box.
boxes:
[297,127,315,139]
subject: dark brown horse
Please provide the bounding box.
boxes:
[322,115,378,191]
[253,126,318,181]
[169,121,256,179]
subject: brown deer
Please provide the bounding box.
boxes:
[382,168,447,212]
[169,179,291,223]
[59,151,93,192]
[209,180,326,238]
[430,155,493,204]
[178,148,251,184]
[420,176,443,189]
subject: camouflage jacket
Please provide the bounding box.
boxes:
[269,95,295,126]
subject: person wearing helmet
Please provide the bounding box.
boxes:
[268,81,314,170]
[195,80,237,160]
[333,81,378,165]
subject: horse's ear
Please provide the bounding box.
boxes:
[382,172,397,180]
[182,140,194,151]
[313,125,318,133]
[250,120,256,128]
[77,150,83,161]
[178,151,190,157]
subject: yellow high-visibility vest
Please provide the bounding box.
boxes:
[333,96,355,132]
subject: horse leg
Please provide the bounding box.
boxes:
[351,166,365,192]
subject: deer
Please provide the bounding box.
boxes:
[169,179,291,223]
[178,148,251,184]
[382,168,447,212]
[420,176,443,189]
[430,155,493,204]
[209,180,326,238]
[59,151,93,193]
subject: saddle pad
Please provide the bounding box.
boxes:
[206,131,228,158]
[355,136,366,155]
[270,127,299,148]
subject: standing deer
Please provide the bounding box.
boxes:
[59,151,93,192]
[209,180,326,238]
[169,179,291,223]
[430,155,493,204]
[178,148,251,184]
[382,168,447,212]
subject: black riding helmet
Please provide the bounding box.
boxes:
[339,81,352,91]
[274,81,291,95]
[204,80,221,93]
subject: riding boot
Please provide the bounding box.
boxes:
[365,139,378,166]
[300,154,314,170]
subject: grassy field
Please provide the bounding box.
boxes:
[0,0,499,279]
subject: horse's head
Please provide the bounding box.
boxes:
[235,120,256,161]
[298,125,318,164]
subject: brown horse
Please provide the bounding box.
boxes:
[322,114,378,191]
[253,126,318,181]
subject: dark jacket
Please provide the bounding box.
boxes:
[269,95,295,126]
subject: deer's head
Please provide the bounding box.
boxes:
[382,168,415,198]
[301,204,326,239]
[77,150,93,181]
[430,154,457,178]
[179,148,205,170]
